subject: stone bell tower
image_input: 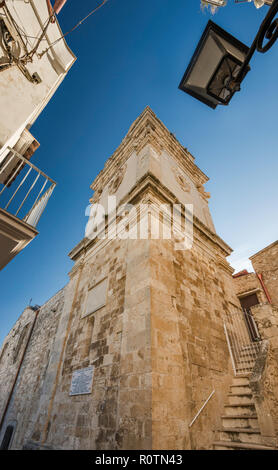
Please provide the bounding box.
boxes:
[0,107,241,450]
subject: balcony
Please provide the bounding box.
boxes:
[0,148,56,270]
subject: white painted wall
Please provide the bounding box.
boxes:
[0,0,76,161]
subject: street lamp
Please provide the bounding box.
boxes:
[179,0,278,108]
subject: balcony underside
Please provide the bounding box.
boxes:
[0,208,38,270]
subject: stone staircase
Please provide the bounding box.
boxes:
[234,345,257,375]
[213,375,276,450]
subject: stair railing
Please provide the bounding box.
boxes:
[189,390,215,428]
[224,309,262,376]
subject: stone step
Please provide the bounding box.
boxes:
[236,368,253,375]
[236,361,255,370]
[231,376,250,386]
[213,440,276,451]
[238,349,258,358]
[227,394,254,405]
[219,427,262,445]
[237,360,256,368]
[230,385,252,395]
[222,414,258,429]
[241,344,260,351]
[224,403,256,416]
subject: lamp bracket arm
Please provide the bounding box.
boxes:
[235,0,278,85]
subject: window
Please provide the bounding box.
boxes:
[239,293,259,312]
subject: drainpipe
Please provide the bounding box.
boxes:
[257,273,272,304]
[0,307,40,433]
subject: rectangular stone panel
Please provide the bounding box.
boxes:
[69,366,94,396]
[83,278,107,317]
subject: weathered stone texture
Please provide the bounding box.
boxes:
[0,307,36,421]
[232,241,278,443]
[262,343,278,433]
[251,241,278,306]
[36,238,135,450]
[150,231,236,450]
[0,288,65,449]
[0,107,254,450]
[233,272,265,301]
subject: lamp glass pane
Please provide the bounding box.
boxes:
[208,56,241,102]
[179,21,250,108]
[187,34,224,89]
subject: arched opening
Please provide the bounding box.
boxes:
[0,424,15,450]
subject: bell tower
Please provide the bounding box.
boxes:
[10,107,241,450]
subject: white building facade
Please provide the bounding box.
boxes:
[0,0,75,269]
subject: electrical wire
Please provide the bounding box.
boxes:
[0,0,109,82]
[2,4,29,55]
[3,0,57,57]
[0,2,49,81]
[38,0,109,59]
[21,9,57,60]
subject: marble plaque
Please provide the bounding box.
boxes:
[69,366,94,396]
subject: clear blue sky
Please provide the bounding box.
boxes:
[1,0,277,346]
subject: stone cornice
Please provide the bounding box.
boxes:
[69,173,232,264]
[90,106,209,193]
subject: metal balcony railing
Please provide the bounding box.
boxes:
[0,147,56,228]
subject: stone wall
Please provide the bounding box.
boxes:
[150,225,237,450]
[233,272,261,296]
[250,241,278,306]
[262,341,278,434]
[232,241,278,439]
[0,107,242,450]
[0,288,65,449]
[250,302,278,435]
[0,307,36,423]
[27,231,237,450]
[26,236,152,450]
[233,272,268,307]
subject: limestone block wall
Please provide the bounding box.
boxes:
[251,302,278,430]
[249,305,278,441]
[232,241,278,433]
[117,238,152,450]
[24,236,153,450]
[251,304,278,346]
[0,107,245,450]
[0,288,65,449]
[40,230,236,451]
[150,232,237,450]
[251,241,278,306]
[0,307,36,422]
[233,272,261,296]
[261,341,278,434]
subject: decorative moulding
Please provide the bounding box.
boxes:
[108,163,127,195]
[172,166,191,193]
